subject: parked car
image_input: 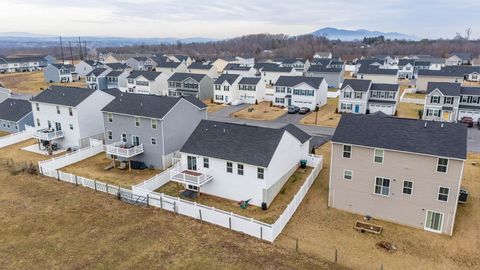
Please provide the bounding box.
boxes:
[299,107,311,114]
[287,106,300,114]
[461,116,473,128]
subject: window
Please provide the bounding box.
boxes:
[151,119,157,129]
[226,162,233,173]
[134,117,140,127]
[343,170,353,181]
[354,92,362,99]
[151,138,156,145]
[437,158,448,173]
[215,85,221,90]
[237,164,244,175]
[203,157,209,168]
[132,135,140,146]
[107,113,113,123]
[56,106,61,114]
[374,177,390,196]
[35,103,40,111]
[438,187,449,202]
[343,92,351,98]
[69,124,74,130]
[224,85,229,91]
[374,149,384,164]
[403,180,413,195]
[107,130,112,140]
[275,98,285,104]
[68,107,73,116]
[444,97,454,105]
[121,133,127,143]
[257,168,264,179]
[425,211,443,232]
[36,118,40,127]
[14,123,18,130]
[430,96,440,104]
[342,145,352,158]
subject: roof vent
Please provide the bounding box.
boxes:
[140,102,143,107]
[424,122,427,128]
[223,128,226,133]
[441,123,444,128]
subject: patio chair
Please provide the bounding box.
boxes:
[118,161,128,170]
[104,161,115,171]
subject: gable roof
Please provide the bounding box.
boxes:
[426,82,462,96]
[461,86,480,95]
[239,77,261,85]
[450,52,472,60]
[101,92,206,119]
[180,120,311,167]
[419,66,480,77]
[275,76,324,88]
[358,65,398,75]
[188,62,213,70]
[168,72,206,82]
[30,86,97,107]
[398,59,415,66]
[51,63,74,69]
[308,65,342,73]
[155,61,181,68]
[224,63,252,71]
[104,63,128,70]
[282,58,307,64]
[214,74,240,85]
[332,114,467,160]
[127,71,162,81]
[341,79,372,92]
[106,70,124,77]
[0,98,32,122]
[86,68,108,77]
[312,58,333,66]
[370,83,400,92]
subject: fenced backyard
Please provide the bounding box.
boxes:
[0,125,35,149]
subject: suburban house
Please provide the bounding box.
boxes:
[222,63,256,76]
[213,74,242,104]
[154,61,188,76]
[43,64,76,83]
[313,52,333,59]
[126,71,169,96]
[187,62,218,78]
[354,59,386,76]
[446,53,472,66]
[413,61,431,77]
[166,54,193,66]
[338,79,400,115]
[75,60,103,77]
[30,86,115,151]
[416,66,480,91]
[273,76,328,110]
[126,57,155,71]
[357,66,398,84]
[104,62,130,71]
[254,63,298,86]
[105,70,129,91]
[0,55,52,73]
[280,58,311,73]
[397,59,415,79]
[238,77,266,104]
[423,82,480,122]
[85,68,110,90]
[173,120,312,208]
[0,98,34,133]
[329,113,467,235]
[167,72,214,100]
[306,64,345,88]
[102,92,207,170]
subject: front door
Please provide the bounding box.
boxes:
[287,98,292,106]
[225,96,229,103]
[442,111,451,121]
[187,156,197,171]
[354,104,360,113]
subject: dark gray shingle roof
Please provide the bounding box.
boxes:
[31,86,96,107]
[342,79,372,92]
[51,63,74,69]
[127,71,162,81]
[308,65,342,73]
[188,62,213,70]
[168,72,206,82]
[86,68,107,77]
[224,63,252,71]
[358,66,398,75]
[275,76,324,88]
[214,74,240,85]
[239,77,261,85]
[0,98,32,122]
[332,114,467,160]
[180,120,311,167]
[461,86,480,95]
[370,83,400,92]
[426,82,462,96]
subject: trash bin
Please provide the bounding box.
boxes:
[300,160,307,169]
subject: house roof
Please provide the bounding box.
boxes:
[101,88,123,98]
[312,58,333,66]
[308,65,342,73]
[180,120,311,167]
[426,82,462,96]
[168,72,206,82]
[314,52,332,58]
[357,59,385,66]
[30,86,97,107]
[156,61,181,68]
[188,62,213,70]
[281,58,307,64]
[172,55,190,62]
[86,68,108,77]
[419,66,480,77]
[224,63,252,71]
[0,98,32,122]
[341,79,372,92]
[104,63,128,70]
[461,86,480,95]
[239,77,261,85]
[127,71,162,81]
[398,59,415,66]
[414,61,431,66]
[450,52,472,60]
[332,114,467,160]
[358,66,398,75]
[275,76,324,88]
[262,65,294,73]
[101,92,206,119]
[106,70,123,77]
[132,56,149,62]
[214,74,240,85]
[370,83,400,92]
[51,63,74,69]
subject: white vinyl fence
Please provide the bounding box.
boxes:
[0,125,35,149]
[132,154,323,242]
[327,90,340,98]
[400,88,425,105]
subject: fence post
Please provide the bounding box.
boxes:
[94,180,97,191]
[146,194,149,207]
[117,186,121,199]
[57,170,60,181]
[296,238,299,253]
[106,183,109,193]
[260,226,263,240]
[199,209,202,220]
[335,248,338,264]
[75,175,78,186]
[173,201,177,214]
[160,195,163,209]
[229,216,232,229]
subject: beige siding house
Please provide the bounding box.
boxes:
[329,114,467,235]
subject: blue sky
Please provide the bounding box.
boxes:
[1,0,478,39]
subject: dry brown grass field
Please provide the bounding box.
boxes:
[0,71,85,94]
[232,101,286,121]
[300,97,341,127]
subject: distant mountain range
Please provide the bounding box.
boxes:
[311,27,418,41]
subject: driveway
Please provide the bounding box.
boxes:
[209,103,249,118]
[467,128,480,152]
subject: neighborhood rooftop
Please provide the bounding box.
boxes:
[239,77,261,85]
[214,74,240,85]
[0,98,32,122]
[168,72,206,82]
[275,76,324,88]
[332,114,467,160]
[30,86,97,107]
[127,70,162,80]
[342,79,372,92]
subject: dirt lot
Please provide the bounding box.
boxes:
[300,98,341,127]
[61,153,161,189]
[156,167,313,224]
[0,168,345,270]
[0,71,85,94]
[463,81,480,87]
[202,99,227,113]
[275,143,480,270]
[397,102,423,119]
[232,101,286,121]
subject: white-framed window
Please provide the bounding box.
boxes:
[121,133,127,143]
[151,137,156,145]
[226,161,233,173]
[134,117,140,127]
[237,164,244,175]
[403,180,413,195]
[56,106,61,114]
[430,96,440,104]
[151,119,157,130]
[354,92,362,99]
[107,130,112,140]
[68,107,73,116]
[343,91,351,98]
[257,167,264,179]
[438,186,449,202]
[374,177,390,196]
[342,145,352,158]
[425,210,443,233]
[203,157,209,168]
[36,118,40,127]
[69,124,74,130]
[35,103,40,111]
[374,149,384,164]
[343,170,353,181]
[107,113,113,123]
[437,158,448,173]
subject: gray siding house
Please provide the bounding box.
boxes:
[43,64,76,83]
[0,98,34,133]
[307,64,345,88]
[102,93,207,170]
[330,114,467,235]
[167,73,214,100]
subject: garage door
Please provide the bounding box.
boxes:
[458,110,480,121]
[369,104,394,115]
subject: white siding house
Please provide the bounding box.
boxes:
[126,71,169,95]
[273,76,328,110]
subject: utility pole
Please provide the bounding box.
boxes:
[78,37,83,60]
[59,36,65,64]
[83,41,87,59]
[69,41,74,64]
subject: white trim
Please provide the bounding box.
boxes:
[402,180,414,196]
[436,157,449,174]
[328,141,334,207]
[373,148,384,164]
[343,169,353,181]
[424,210,444,233]
[437,186,450,203]
[342,144,352,159]
[450,161,465,235]
[373,176,391,197]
